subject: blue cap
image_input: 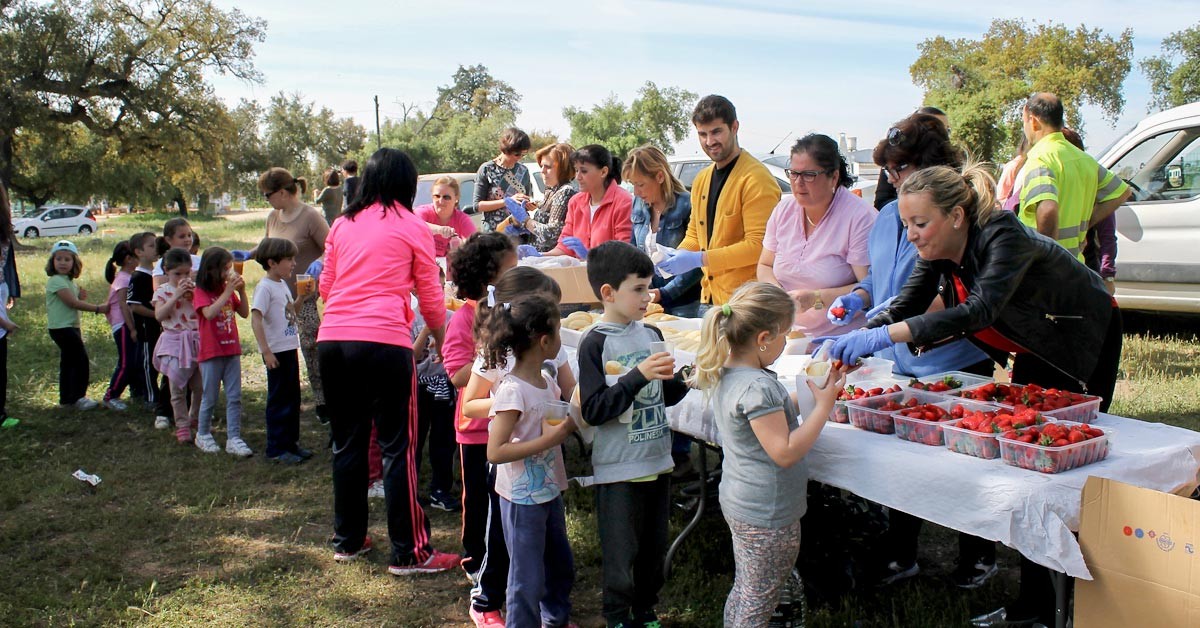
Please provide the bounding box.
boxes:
[50,240,79,256]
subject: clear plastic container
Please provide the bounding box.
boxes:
[942,420,1001,459]
[830,379,903,424]
[844,390,946,434]
[902,371,993,396]
[953,382,1102,424]
[996,421,1111,473]
[891,398,999,446]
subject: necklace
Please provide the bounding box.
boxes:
[805,212,817,227]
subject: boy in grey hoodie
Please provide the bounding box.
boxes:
[578,241,690,628]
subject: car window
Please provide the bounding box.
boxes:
[774,177,789,193]
[414,181,433,207]
[48,208,65,220]
[677,161,709,190]
[1109,127,1200,202]
[531,172,544,192]
[65,208,81,218]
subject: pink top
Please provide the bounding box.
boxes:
[763,188,876,338]
[441,302,488,444]
[414,203,477,258]
[557,182,633,257]
[106,270,131,330]
[193,287,242,361]
[151,283,198,332]
[318,203,447,347]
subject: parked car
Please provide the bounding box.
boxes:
[667,154,789,198]
[13,205,97,238]
[1097,101,1200,312]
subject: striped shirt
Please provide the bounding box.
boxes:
[1018,132,1128,261]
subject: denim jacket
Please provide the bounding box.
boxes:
[630,194,701,309]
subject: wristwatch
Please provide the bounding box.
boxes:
[812,289,824,310]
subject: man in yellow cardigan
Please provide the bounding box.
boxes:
[657,95,780,305]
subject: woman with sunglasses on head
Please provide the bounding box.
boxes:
[254,168,331,422]
[756,134,876,338]
[825,113,997,590]
[473,127,535,233]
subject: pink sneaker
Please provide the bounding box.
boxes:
[333,536,372,563]
[175,427,192,444]
[387,549,460,575]
[469,607,505,628]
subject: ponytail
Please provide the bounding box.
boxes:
[690,282,795,391]
[105,241,133,284]
[899,161,1000,230]
[571,144,620,187]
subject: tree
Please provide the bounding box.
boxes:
[433,64,521,121]
[262,92,367,188]
[0,0,266,206]
[910,19,1133,161]
[1142,23,1200,111]
[563,82,698,160]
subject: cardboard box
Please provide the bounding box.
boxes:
[1076,477,1200,627]
[539,264,597,305]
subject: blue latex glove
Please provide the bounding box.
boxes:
[829,327,895,365]
[231,250,252,262]
[504,224,528,237]
[503,196,529,223]
[656,249,703,276]
[826,292,865,326]
[305,259,323,277]
[561,236,588,260]
[517,244,541,259]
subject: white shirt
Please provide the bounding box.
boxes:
[251,277,299,353]
[490,373,568,505]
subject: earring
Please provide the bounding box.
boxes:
[954,222,960,229]
[759,345,767,352]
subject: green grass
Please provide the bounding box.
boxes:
[0,212,1197,627]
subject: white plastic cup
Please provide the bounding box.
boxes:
[542,400,570,426]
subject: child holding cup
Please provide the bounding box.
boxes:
[479,292,577,628]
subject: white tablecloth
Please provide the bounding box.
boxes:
[665,388,1200,579]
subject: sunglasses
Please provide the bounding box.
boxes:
[887,127,905,146]
[784,169,830,183]
[263,189,279,200]
[431,194,456,201]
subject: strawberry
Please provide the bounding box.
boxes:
[830,306,847,319]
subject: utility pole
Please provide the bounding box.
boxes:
[374,95,381,149]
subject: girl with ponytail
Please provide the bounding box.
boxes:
[692,281,845,626]
[102,241,143,410]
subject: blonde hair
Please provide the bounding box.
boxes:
[899,161,999,229]
[432,176,461,199]
[690,282,795,391]
[622,145,687,208]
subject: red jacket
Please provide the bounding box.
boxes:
[558,182,633,257]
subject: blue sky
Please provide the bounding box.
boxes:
[208,0,1187,158]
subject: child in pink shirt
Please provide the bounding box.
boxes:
[102,241,143,410]
[192,246,251,457]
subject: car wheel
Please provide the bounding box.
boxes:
[78,224,93,235]
[23,227,38,238]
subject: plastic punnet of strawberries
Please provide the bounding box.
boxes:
[955,406,1045,434]
[907,375,964,393]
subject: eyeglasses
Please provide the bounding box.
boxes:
[263,189,278,200]
[883,164,912,181]
[431,194,456,201]
[784,169,830,183]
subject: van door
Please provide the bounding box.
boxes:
[1106,125,1200,285]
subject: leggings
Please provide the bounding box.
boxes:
[105,325,145,402]
[49,327,89,405]
[724,516,802,628]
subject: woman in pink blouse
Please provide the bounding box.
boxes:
[541,144,632,259]
[757,134,876,338]
[317,148,459,576]
[413,176,477,258]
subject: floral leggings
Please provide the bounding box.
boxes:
[296,298,324,406]
[724,515,802,628]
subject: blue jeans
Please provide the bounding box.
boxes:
[500,496,574,627]
[199,355,243,440]
[264,349,301,457]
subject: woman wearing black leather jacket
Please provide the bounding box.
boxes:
[828,163,1122,627]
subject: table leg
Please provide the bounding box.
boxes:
[663,439,707,580]
[1052,569,1072,628]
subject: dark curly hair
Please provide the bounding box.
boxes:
[474,266,561,350]
[478,293,560,371]
[873,113,963,172]
[791,134,855,188]
[448,231,516,300]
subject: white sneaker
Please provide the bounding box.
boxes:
[74,398,99,411]
[104,398,127,411]
[225,438,254,458]
[154,415,171,430]
[367,480,385,499]
[195,433,220,453]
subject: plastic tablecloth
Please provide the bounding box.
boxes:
[665,388,1200,579]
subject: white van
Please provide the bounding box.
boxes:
[1098,101,1200,312]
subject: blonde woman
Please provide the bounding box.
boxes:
[623,145,701,317]
[414,177,476,257]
